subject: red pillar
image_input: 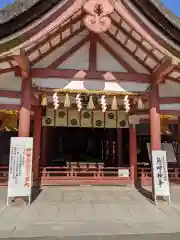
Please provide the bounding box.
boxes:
[117,128,123,167]
[129,124,137,184]
[149,82,161,150]
[33,107,42,181]
[41,127,48,166]
[18,77,32,137]
[178,117,180,165]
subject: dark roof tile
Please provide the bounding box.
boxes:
[0,0,41,24]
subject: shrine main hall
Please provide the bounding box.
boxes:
[0,0,180,186]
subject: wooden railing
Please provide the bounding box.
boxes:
[138,167,180,185]
[1,166,180,186]
[39,166,132,185]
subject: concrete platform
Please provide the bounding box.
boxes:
[0,185,180,238]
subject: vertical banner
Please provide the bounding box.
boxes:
[152,150,170,204]
[7,137,33,206]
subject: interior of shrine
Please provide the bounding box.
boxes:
[41,126,129,167]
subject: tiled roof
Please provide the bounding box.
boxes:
[0,0,41,24]
[0,0,60,39]
[150,0,180,29]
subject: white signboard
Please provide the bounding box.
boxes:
[118,169,129,178]
[152,150,170,204]
[7,137,33,206]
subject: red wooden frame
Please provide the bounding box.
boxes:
[152,57,179,84]
[15,67,150,83]
[89,33,97,71]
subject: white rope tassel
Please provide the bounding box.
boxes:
[53,92,59,110]
[76,94,82,111]
[100,95,107,112]
[124,95,130,113]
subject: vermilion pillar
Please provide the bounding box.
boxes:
[33,107,42,181]
[129,124,137,184]
[117,128,123,167]
[41,127,48,166]
[149,82,161,150]
[178,117,180,165]
[18,77,32,137]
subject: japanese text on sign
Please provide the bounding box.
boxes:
[152,150,170,197]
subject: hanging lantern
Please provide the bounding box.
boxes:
[111,96,118,110]
[137,97,144,109]
[53,92,59,110]
[87,96,95,110]
[41,93,48,106]
[160,115,171,135]
[100,95,107,112]
[75,94,82,111]
[64,93,71,108]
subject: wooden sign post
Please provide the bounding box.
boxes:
[7,137,33,206]
[152,150,170,205]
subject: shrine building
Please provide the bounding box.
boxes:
[0,0,180,186]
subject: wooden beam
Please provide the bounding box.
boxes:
[48,35,89,68]
[160,110,180,116]
[31,27,85,66]
[0,90,20,98]
[89,33,97,71]
[0,104,20,110]
[0,90,38,107]
[0,67,16,74]
[26,14,84,56]
[13,48,30,78]
[31,94,39,106]
[96,35,135,73]
[160,97,180,104]
[152,56,180,84]
[15,68,151,83]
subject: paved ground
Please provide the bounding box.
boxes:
[0,185,180,238]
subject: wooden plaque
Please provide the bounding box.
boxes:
[105,111,117,128]
[68,110,80,127]
[42,108,55,126]
[81,110,93,128]
[55,109,68,127]
[93,110,105,128]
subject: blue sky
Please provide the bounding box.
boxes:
[0,0,180,16]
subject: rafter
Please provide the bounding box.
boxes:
[152,56,180,84]
[30,27,84,66]
[26,14,83,56]
[15,68,150,83]
[107,31,151,73]
[110,18,160,64]
[97,35,135,73]
[48,35,89,69]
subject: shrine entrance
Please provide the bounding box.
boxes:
[41,126,130,167]
[39,125,131,185]
[38,103,132,185]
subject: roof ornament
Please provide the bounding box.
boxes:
[83,0,114,33]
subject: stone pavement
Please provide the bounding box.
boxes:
[0,185,180,238]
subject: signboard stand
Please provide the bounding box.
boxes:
[151,150,170,205]
[7,137,33,207]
